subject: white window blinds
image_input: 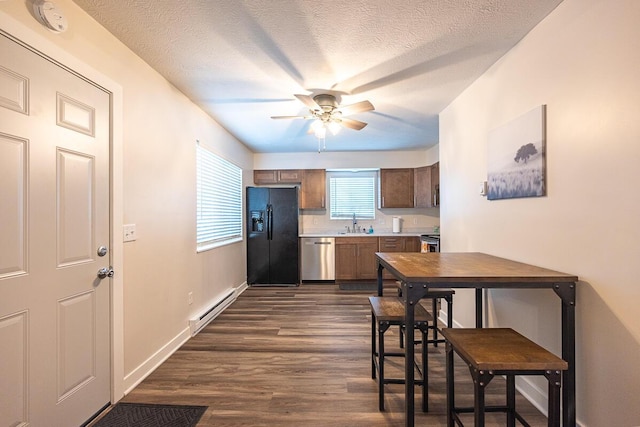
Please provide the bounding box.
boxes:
[196,143,243,251]
[329,171,376,220]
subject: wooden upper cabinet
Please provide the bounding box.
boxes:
[379,168,414,208]
[300,169,326,210]
[414,166,433,208]
[431,162,440,207]
[253,169,301,185]
[279,169,302,182]
[413,162,440,208]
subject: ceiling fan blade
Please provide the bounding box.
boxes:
[338,100,375,116]
[341,118,368,131]
[271,115,312,120]
[294,94,321,110]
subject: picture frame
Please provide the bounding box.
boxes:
[487,105,546,200]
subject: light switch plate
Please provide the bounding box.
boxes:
[123,224,137,242]
[480,181,488,196]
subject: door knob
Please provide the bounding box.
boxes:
[97,267,114,279]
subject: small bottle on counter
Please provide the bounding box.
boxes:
[368,225,374,234]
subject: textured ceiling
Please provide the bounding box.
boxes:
[72,0,563,153]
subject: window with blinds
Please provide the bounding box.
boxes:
[196,142,243,251]
[329,171,376,220]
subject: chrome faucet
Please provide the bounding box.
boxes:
[352,213,358,232]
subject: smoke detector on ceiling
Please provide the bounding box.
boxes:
[33,0,68,33]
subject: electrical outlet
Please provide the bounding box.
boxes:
[188,292,193,305]
[313,218,318,225]
[123,224,137,242]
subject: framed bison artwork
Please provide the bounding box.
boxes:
[487,105,546,200]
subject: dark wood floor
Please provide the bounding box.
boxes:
[105,284,550,426]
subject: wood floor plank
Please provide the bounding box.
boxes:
[105,284,551,426]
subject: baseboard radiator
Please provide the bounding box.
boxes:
[189,287,237,336]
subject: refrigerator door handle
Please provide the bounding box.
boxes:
[267,204,273,240]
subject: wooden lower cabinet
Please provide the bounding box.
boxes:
[335,237,379,281]
[378,236,421,279]
[335,236,420,281]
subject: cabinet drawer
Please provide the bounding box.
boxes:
[379,237,404,251]
[336,236,378,245]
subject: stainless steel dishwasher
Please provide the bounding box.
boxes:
[301,237,335,282]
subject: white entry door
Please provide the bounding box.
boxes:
[0,33,111,426]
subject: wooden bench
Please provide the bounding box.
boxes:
[441,328,568,427]
[369,296,433,412]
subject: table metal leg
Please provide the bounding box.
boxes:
[377,263,384,296]
[475,288,483,328]
[404,285,416,427]
[555,283,576,427]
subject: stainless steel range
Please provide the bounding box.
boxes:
[420,234,440,252]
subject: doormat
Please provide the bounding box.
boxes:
[92,403,206,427]
[339,282,378,291]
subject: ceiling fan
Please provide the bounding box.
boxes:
[271,93,375,136]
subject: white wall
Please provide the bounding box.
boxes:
[1,0,253,397]
[439,0,640,425]
[254,147,439,170]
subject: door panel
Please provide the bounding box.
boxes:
[57,149,95,266]
[0,133,27,278]
[0,311,28,426]
[0,33,110,426]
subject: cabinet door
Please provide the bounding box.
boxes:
[431,162,440,207]
[414,165,433,208]
[254,170,278,184]
[405,236,421,252]
[335,243,358,280]
[254,169,302,184]
[357,240,380,280]
[300,169,326,209]
[379,168,414,208]
[278,169,301,183]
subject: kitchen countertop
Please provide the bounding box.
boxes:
[299,231,433,238]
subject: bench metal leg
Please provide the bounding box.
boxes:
[471,368,494,427]
[419,324,428,412]
[506,374,516,427]
[445,341,454,427]
[371,310,376,380]
[545,370,562,427]
[378,321,389,411]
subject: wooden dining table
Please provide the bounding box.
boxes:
[376,252,578,427]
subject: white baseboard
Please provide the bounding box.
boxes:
[235,281,249,296]
[122,282,248,395]
[123,326,191,394]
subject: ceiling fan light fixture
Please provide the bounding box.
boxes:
[311,120,326,139]
[328,121,341,135]
[273,92,374,152]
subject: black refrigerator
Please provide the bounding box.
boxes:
[246,187,299,286]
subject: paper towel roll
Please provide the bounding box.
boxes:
[392,217,401,233]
